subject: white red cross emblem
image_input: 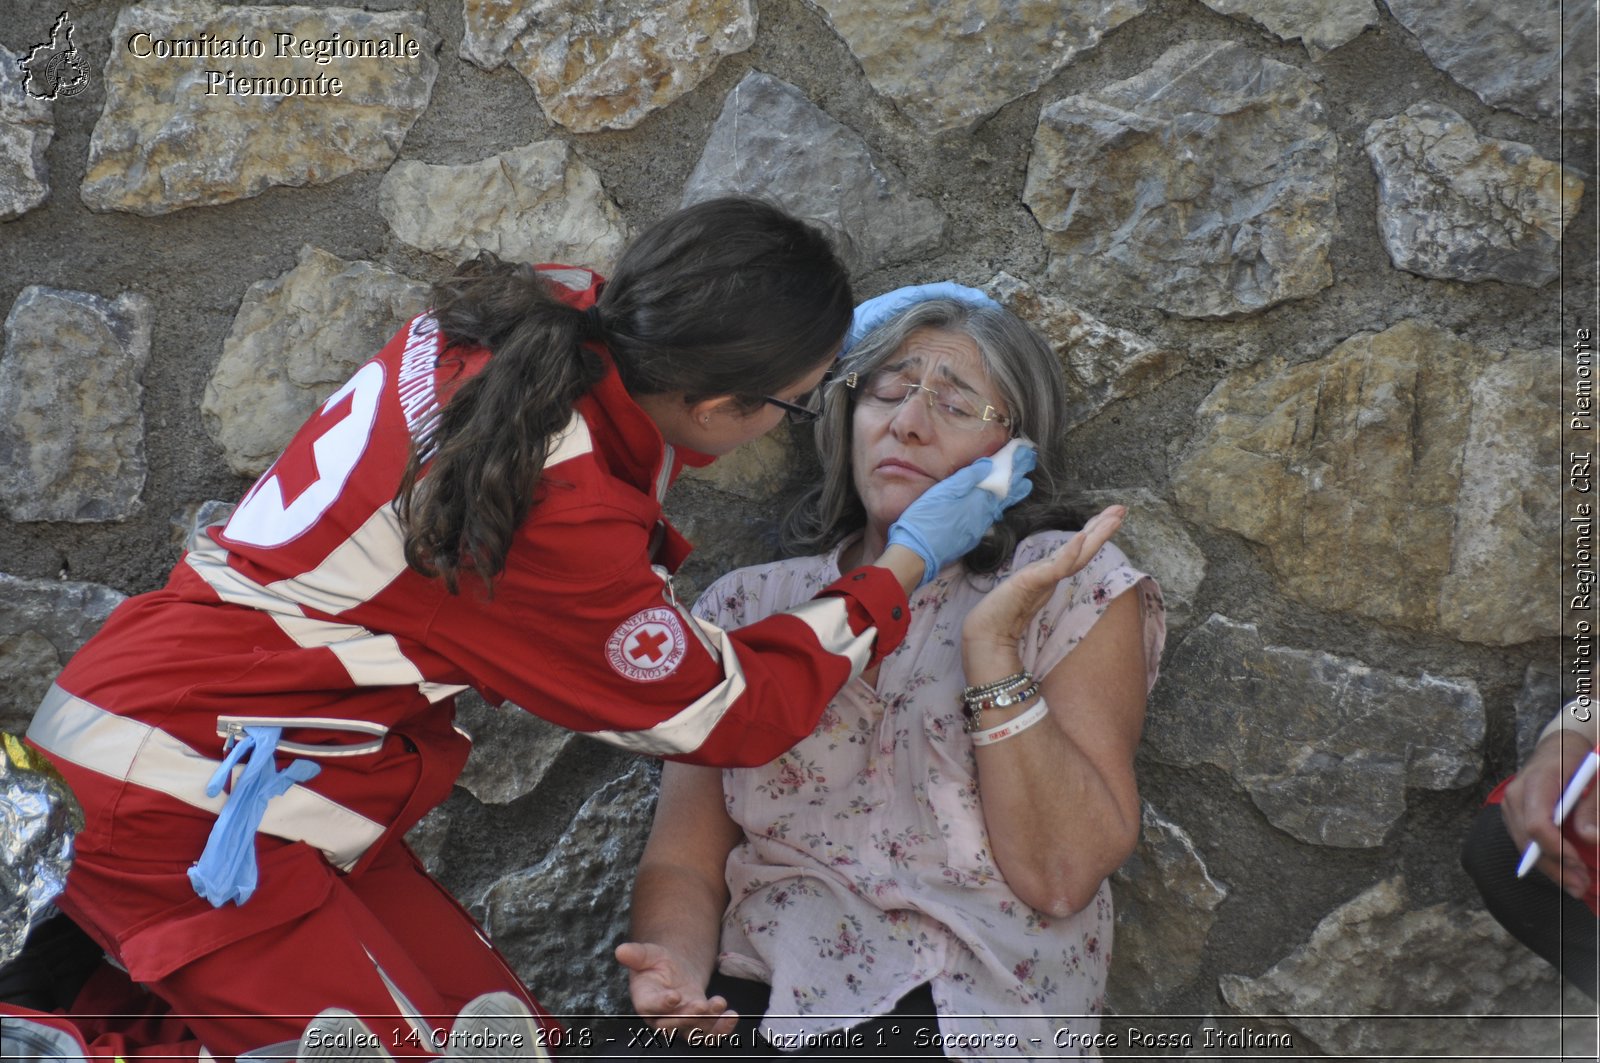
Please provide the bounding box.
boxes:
[605,607,688,683]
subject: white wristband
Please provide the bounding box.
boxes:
[970,696,1049,747]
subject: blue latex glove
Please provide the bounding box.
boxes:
[887,444,1037,586]
[189,726,319,907]
[842,282,1000,356]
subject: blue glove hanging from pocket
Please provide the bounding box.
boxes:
[188,725,320,908]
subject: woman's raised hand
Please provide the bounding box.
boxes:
[962,505,1126,652]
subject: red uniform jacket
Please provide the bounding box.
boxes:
[30,265,909,887]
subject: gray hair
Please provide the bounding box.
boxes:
[780,298,1083,574]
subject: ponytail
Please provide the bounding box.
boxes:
[400,197,852,594]
[397,254,604,593]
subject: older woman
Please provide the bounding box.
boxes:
[613,288,1166,1057]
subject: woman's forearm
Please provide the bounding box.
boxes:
[629,862,729,988]
[626,762,743,998]
[962,592,1147,916]
[971,697,1139,915]
[870,543,929,596]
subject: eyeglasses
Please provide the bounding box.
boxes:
[842,371,1011,433]
[763,381,828,425]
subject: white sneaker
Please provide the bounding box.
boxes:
[443,992,550,1061]
[297,1009,393,1061]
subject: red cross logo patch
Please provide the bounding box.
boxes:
[605,607,688,682]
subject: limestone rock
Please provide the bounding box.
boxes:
[1145,615,1483,847]
[1365,104,1583,288]
[379,141,629,270]
[986,272,1184,432]
[81,2,437,215]
[0,288,152,522]
[1172,321,1558,645]
[1220,877,1594,1058]
[453,691,575,806]
[0,573,126,733]
[480,760,658,1016]
[1199,0,1376,56]
[0,50,53,221]
[1439,344,1563,644]
[682,72,946,272]
[1513,661,1562,763]
[803,0,1147,134]
[1076,488,1205,629]
[1025,41,1336,319]
[461,0,756,133]
[202,247,430,478]
[1108,803,1227,1011]
[1388,0,1598,127]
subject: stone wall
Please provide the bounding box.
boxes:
[1,0,1594,1056]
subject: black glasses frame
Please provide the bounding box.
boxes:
[763,372,836,425]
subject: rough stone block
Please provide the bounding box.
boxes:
[81,2,438,215]
[1145,615,1483,847]
[1365,104,1583,288]
[462,0,755,132]
[202,247,429,477]
[1025,41,1336,319]
[0,288,152,522]
[682,71,946,273]
[379,141,629,271]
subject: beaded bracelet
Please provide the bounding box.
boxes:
[971,696,1050,746]
[961,678,1041,733]
[961,671,1031,702]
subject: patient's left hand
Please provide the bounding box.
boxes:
[615,941,740,1036]
[962,505,1125,654]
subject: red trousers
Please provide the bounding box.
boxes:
[30,838,555,1061]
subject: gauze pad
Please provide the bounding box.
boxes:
[977,437,1034,499]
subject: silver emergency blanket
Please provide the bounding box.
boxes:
[0,733,82,967]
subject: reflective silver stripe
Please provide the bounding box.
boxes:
[185,532,304,618]
[784,596,875,677]
[655,443,675,502]
[587,619,747,755]
[545,411,594,468]
[264,505,410,616]
[275,612,417,685]
[184,536,465,704]
[178,413,595,706]
[535,266,594,292]
[28,685,385,871]
[588,595,873,755]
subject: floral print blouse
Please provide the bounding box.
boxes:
[690,532,1166,1059]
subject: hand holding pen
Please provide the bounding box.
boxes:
[1505,730,1600,896]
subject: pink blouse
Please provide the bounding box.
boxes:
[691,532,1166,1058]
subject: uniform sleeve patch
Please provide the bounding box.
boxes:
[606,607,689,682]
